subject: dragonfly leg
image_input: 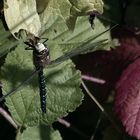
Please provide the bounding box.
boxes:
[42,38,48,44]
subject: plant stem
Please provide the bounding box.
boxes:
[82,75,106,84]
[0,107,18,129]
[82,81,104,111]
[81,81,121,133]
[90,113,102,140]
[58,118,89,139]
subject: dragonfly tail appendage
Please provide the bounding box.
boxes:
[38,68,47,113]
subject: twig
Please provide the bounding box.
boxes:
[57,118,89,139]
[81,80,121,133]
[82,75,106,84]
[82,81,104,112]
[90,113,102,140]
[57,118,71,128]
[0,107,18,129]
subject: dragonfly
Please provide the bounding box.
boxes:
[0,21,118,113]
[24,36,50,113]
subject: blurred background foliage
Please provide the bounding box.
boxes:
[53,0,140,140]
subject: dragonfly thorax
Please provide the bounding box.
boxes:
[35,43,46,53]
[33,42,50,69]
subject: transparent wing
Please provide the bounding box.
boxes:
[49,24,118,67]
[0,23,118,102]
[0,70,38,102]
[49,39,107,67]
[0,39,107,102]
[0,12,118,59]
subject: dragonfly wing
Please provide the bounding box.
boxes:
[49,24,118,67]
[0,23,118,101]
[49,39,108,67]
[0,44,84,126]
[0,69,38,102]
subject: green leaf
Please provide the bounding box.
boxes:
[39,0,104,30]
[19,124,62,140]
[4,0,104,36]
[4,0,41,37]
[1,2,113,128]
[0,20,20,63]
[36,0,50,14]
[0,43,83,126]
[42,16,112,53]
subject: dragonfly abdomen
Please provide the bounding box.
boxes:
[38,68,47,113]
[33,43,50,113]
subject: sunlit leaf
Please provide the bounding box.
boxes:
[4,0,104,37]
[19,124,62,140]
[0,43,83,126]
[42,16,112,53]
[4,0,41,37]
[39,0,104,30]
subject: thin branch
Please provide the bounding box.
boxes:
[81,81,104,112]
[57,118,71,128]
[90,113,102,140]
[82,75,106,84]
[0,107,18,129]
[81,80,121,133]
[57,118,89,139]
